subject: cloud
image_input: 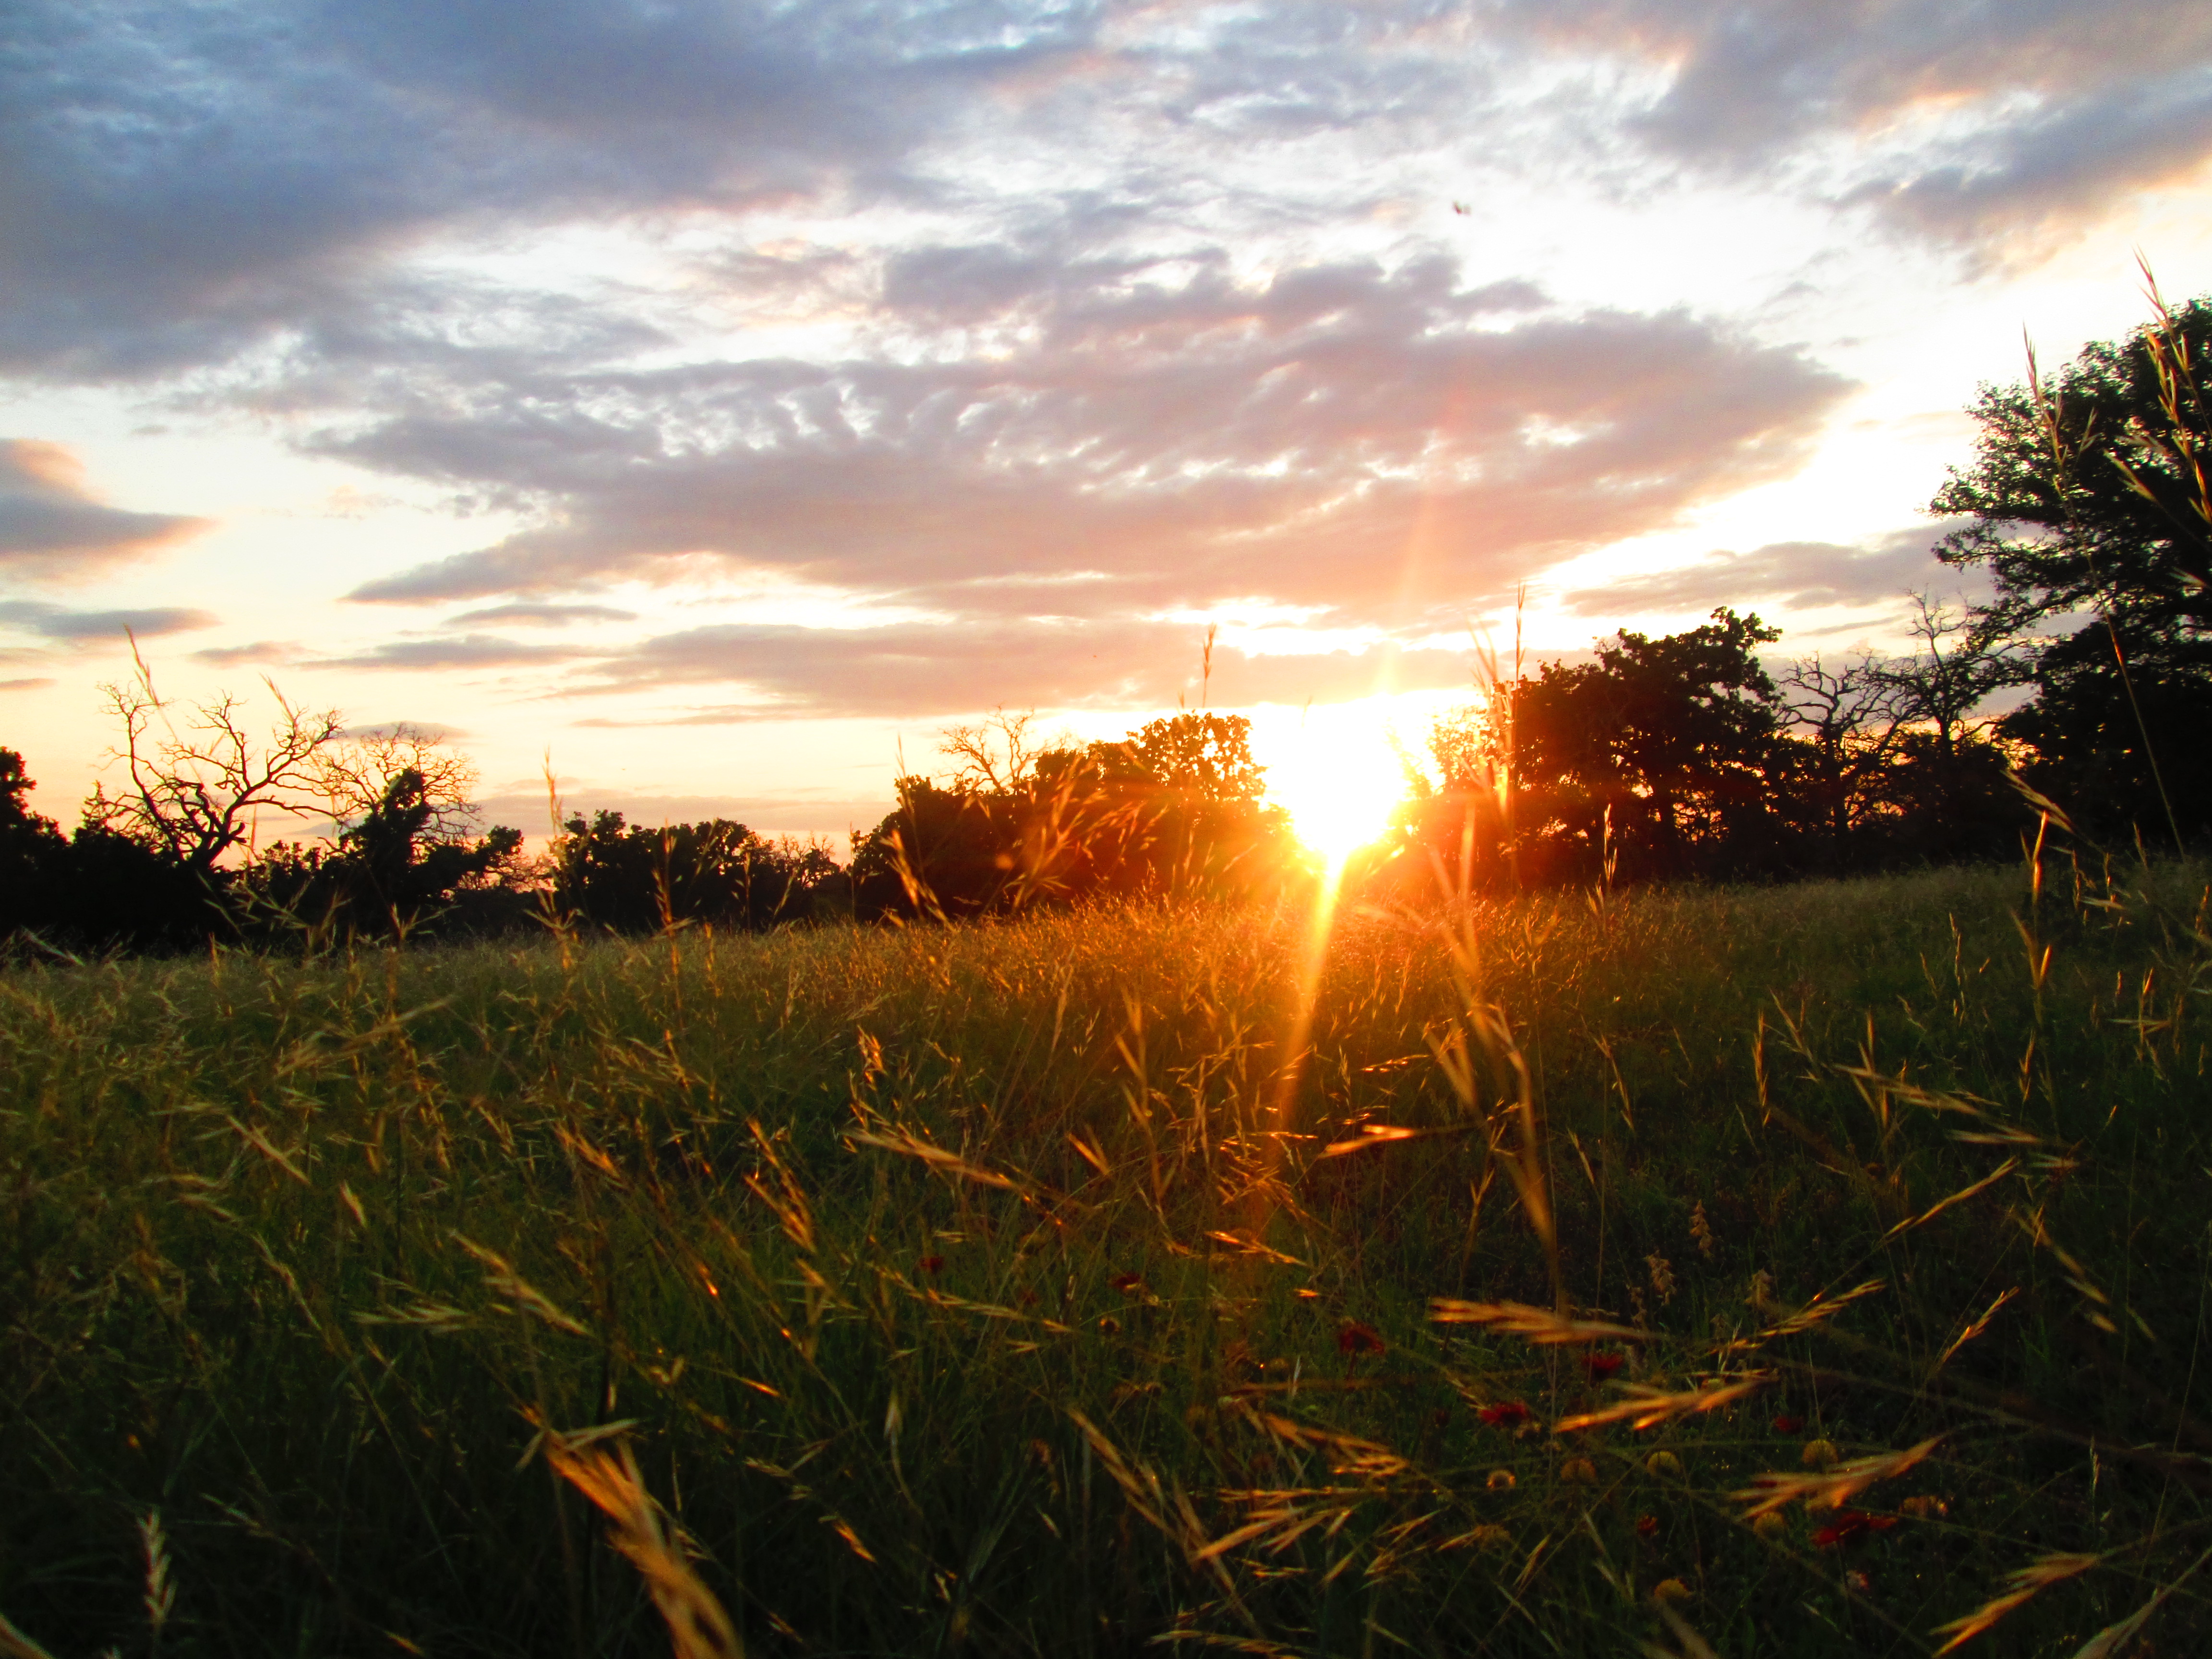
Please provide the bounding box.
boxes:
[6,0,2207,394]
[0,0,1103,376]
[0,440,209,573]
[192,639,305,667]
[0,600,218,639]
[334,255,1851,632]
[0,677,57,692]
[1513,0,2212,246]
[572,617,1478,718]
[309,633,584,671]
[447,602,638,627]
[1563,522,1980,617]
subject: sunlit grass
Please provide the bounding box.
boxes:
[4,857,2212,1655]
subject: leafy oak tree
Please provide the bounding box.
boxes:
[1931,288,2212,842]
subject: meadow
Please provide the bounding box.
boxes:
[4,843,2211,1657]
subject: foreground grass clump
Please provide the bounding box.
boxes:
[4,854,2212,1656]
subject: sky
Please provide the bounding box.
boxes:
[6,0,2212,847]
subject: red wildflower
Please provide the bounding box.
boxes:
[1478,1401,1533,1428]
[1771,1415,1804,1434]
[1582,1351,1625,1381]
[918,1254,945,1276]
[1109,1272,1146,1295]
[1636,1514,1659,1539]
[1811,1510,1899,1550]
[1337,1320,1386,1357]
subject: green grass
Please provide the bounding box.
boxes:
[5,852,2212,1656]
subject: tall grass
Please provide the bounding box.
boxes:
[3,846,2210,1654]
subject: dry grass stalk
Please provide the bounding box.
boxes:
[1931,1551,2099,1655]
[1427,1298,1650,1345]
[1636,1601,1722,1659]
[1733,1435,1943,1518]
[1731,1277,1887,1350]
[2067,1539,2212,1658]
[543,1431,743,1659]
[1878,1160,2020,1244]
[140,1508,177,1643]
[743,1119,816,1249]
[452,1234,588,1334]
[1553,1375,1767,1435]
[1932,1287,2020,1375]
[0,1611,58,1659]
[845,1128,1017,1190]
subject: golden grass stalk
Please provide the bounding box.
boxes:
[1931,1551,2099,1655]
[1932,1286,2020,1375]
[1427,1299,1649,1345]
[452,1234,588,1334]
[2069,1539,2212,1657]
[844,1127,1017,1190]
[543,1431,743,1659]
[1553,1376,1767,1434]
[1732,1435,1942,1518]
[1730,1277,1887,1351]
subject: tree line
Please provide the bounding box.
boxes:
[3,289,2207,952]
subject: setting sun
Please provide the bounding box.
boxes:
[1259,703,1414,862]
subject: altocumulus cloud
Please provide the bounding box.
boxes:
[8,0,2212,719]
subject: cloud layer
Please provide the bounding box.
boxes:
[7,0,2209,726]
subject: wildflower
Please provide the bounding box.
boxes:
[1812,1510,1898,1549]
[1479,1401,1533,1428]
[1690,1202,1716,1260]
[918,1254,945,1276]
[1753,1512,1787,1541]
[1636,1514,1659,1538]
[1487,1468,1516,1490]
[1583,1351,1625,1381]
[1097,1314,1121,1334]
[1801,1438,1839,1469]
[1843,1568,1872,1593]
[1560,1457,1598,1484]
[1770,1415,1803,1434]
[1645,1451,1683,1479]
[1336,1320,1385,1358]
[1647,1254,1678,1307]
[1294,1287,1322,1300]
[1109,1272,1145,1295]
[1746,1269,1776,1309]
[1652,1578,1691,1604]
[1899,1494,1949,1520]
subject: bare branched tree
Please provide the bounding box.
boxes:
[1778,650,1910,846]
[312,724,481,840]
[937,708,1044,795]
[1872,590,2025,760]
[81,645,343,873]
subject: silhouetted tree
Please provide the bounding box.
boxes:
[0,749,67,942]
[1932,288,2212,842]
[1509,609,1785,882]
[552,812,832,933]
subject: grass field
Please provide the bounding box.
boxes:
[5,846,2212,1657]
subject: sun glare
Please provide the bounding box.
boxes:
[1262,704,1412,862]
